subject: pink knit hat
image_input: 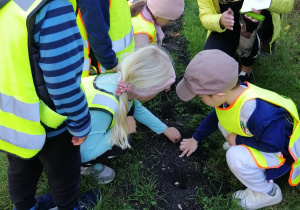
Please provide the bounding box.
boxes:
[147,0,184,20]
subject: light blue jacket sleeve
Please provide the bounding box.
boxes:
[80,110,113,163]
[133,100,167,134]
[81,99,167,163]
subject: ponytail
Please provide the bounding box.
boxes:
[110,46,174,149]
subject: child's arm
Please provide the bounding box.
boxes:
[163,127,181,143]
[179,137,198,157]
[78,0,118,71]
[134,33,151,49]
[127,116,137,134]
[179,110,219,157]
[193,109,219,141]
[80,110,113,163]
[133,100,181,143]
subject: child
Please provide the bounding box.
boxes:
[78,46,182,183]
[1,0,100,209]
[176,49,300,209]
[78,0,135,74]
[130,0,184,48]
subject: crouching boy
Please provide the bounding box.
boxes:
[176,49,300,209]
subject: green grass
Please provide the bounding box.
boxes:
[0,1,299,209]
[180,0,300,209]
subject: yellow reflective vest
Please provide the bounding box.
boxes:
[81,74,135,130]
[82,75,119,129]
[98,0,135,74]
[0,0,68,159]
[216,83,300,186]
[132,12,156,45]
[68,0,91,77]
[77,9,91,77]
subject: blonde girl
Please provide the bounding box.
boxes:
[79,46,181,184]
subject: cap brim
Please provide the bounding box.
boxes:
[176,78,196,101]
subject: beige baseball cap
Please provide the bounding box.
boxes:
[147,0,184,20]
[176,49,239,101]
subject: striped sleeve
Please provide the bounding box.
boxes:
[34,0,91,137]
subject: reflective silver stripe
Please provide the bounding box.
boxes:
[0,125,45,150]
[83,58,90,71]
[0,92,40,122]
[13,0,35,11]
[112,26,134,53]
[290,137,300,180]
[290,137,300,158]
[292,164,300,180]
[92,94,118,118]
[100,66,107,73]
[261,152,281,167]
[84,40,89,50]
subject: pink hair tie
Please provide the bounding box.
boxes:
[115,80,132,96]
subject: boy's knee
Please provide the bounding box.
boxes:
[226,146,248,172]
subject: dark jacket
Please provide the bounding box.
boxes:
[193,91,293,180]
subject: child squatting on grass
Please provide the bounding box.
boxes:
[78,46,182,184]
[130,0,184,48]
[176,49,300,209]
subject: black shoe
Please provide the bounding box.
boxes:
[34,189,101,210]
[239,71,254,83]
[77,189,102,210]
[35,193,56,210]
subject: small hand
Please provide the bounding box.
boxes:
[163,127,181,143]
[127,116,137,134]
[244,8,262,23]
[164,86,171,93]
[220,8,234,30]
[179,137,198,157]
[72,135,88,146]
[107,64,119,73]
[226,133,237,146]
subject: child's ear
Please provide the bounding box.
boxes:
[215,93,226,97]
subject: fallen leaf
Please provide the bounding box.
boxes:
[284,25,290,31]
[171,33,180,37]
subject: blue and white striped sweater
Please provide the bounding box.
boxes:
[34,0,91,138]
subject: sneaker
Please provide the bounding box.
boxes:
[223,142,231,150]
[34,189,101,210]
[239,71,254,83]
[35,193,56,210]
[232,184,282,210]
[76,189,102,210]
[81,163,115,184]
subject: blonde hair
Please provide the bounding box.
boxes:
[111,46,174,149]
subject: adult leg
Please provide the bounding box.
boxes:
[259,10,275,53]
[240,18,260,81]
[204,27,240,57]
[7,154,43,210]
[39,131,81,210]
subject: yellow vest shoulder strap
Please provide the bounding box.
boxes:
[132,12,156,44]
